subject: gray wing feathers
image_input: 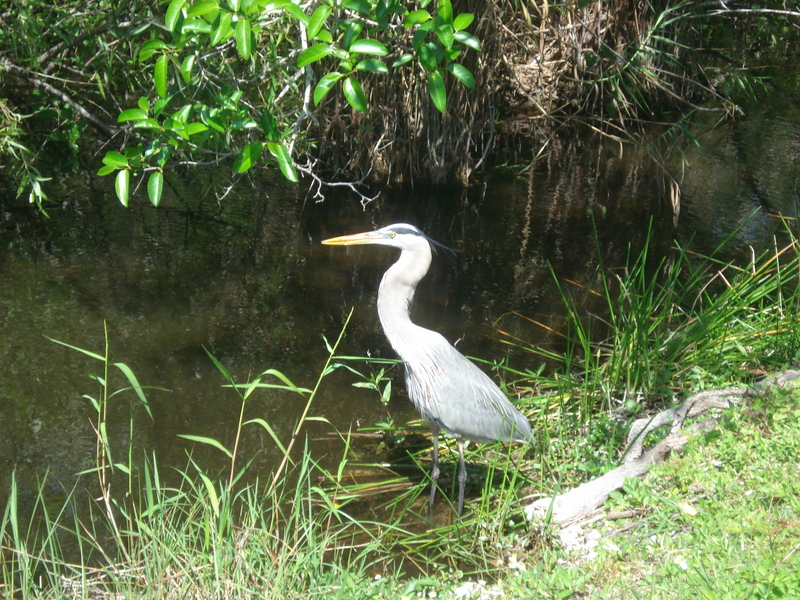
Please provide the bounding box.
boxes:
[403,335,532,444]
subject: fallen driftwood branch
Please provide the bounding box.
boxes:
[621,387,747,463]
[525,387,748,525]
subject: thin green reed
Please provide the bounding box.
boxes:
[47,322,155,559]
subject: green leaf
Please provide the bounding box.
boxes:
[117,109,148,122]
[165,0,186,33]
[341,0,370,14]
[210,12,234,45]
[267,142,298,182]
[178,434,233,458]
[227,0,240,10]
[454,30,480,51]
[417,42,439,71]
[134,118,161,130]
[203,115,225,132]
[112,463,131,475]
[392,53,414,67]
[154,54,168,98]
[444,46,462,62]
[307,5,331,39]
[141,39,168,51]
[342,77,367,112]
[185,122,208,136]
[137,97,150,112]
[297,43,333,68]
[434,22,455,49]
[404,10,431,27]
[428,70,446,112]
[181,54,195,84]
[243,418,289,455]
[102,151,129,168]
[314,29,333,43]
[282,3,308,25]
[113,362,153,418]
[204,349,234,385]
[355,59,388,73]
[139,40,167,62]
[235,17,252,59]
[147,171,164,207]
[154,145,173,167]
[153,97,171,117]
[264,368,306,392]
[233,142,264,173]
[115,170,130,207]
[230,119,258,130]
[259,110,280,140]
[97,165,116,177]
[349,38,388,56]
[172,104,192,124]
[262,0,290,9]
[182,18,212,33]
[438,0,453,23]
[453,13,474,31]
[447,63,475,89]
[45,336,106,361]
[342,20,364,50]
[313,71,343,105]
[186,0,218,18]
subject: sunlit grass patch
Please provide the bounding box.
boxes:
[497,219,800,474]
[478,385,800,600]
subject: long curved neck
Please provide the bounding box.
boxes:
[376,243,432,360]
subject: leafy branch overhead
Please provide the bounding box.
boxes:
[99,0,481,207]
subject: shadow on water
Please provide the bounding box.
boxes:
[1,97,798,538]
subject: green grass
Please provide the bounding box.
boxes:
[465,384,800,600]
[499,218,800,410]
[2,224,800,599]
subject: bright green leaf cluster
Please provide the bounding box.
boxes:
[403,0,480,111]
[99,0,302,206]
[100,91,294,206]
[296,0,479,114]
[100,0,483,207]
[297,15,391,113]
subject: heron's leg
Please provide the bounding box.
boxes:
[456,439,467,516]
[428,425,440,518]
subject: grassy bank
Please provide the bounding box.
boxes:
[2,227,799,599]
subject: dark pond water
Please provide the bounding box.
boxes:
[1,88,798,514]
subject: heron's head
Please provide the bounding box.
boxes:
[322,223,444,253]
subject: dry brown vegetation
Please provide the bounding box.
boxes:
[312,0,712,187]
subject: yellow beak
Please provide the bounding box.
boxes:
[321,230,386,246]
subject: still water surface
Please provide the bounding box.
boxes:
[1,97,798,509]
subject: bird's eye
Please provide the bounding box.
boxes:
[389,232,396,238]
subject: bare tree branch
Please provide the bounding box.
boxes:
[2,59,115,137]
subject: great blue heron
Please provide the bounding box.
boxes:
[322,223,532,516]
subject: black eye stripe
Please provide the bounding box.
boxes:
[383,225,455,255]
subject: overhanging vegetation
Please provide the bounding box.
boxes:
[2,1,799,208]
